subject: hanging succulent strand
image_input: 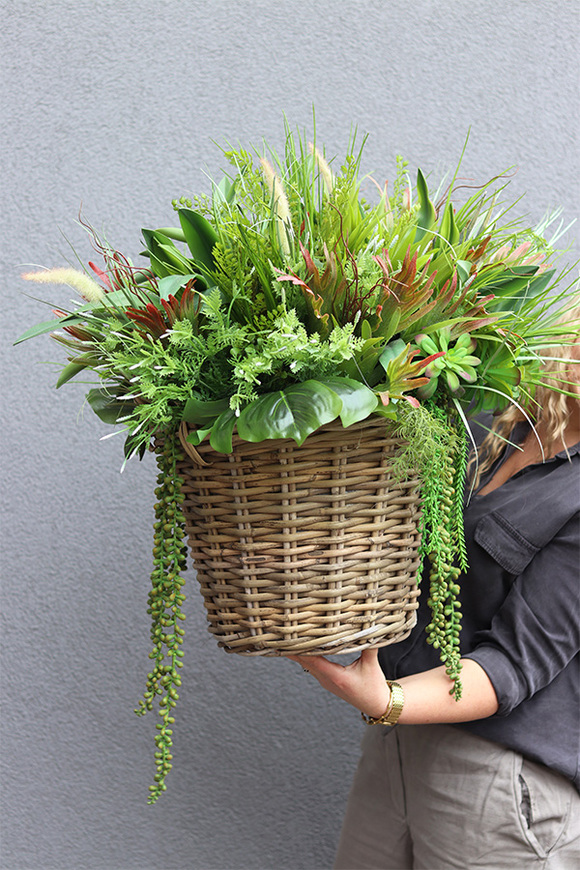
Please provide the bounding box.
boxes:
[390,403,467,698]
[420,404,466,699]
[135,430,188,803]
[451,424,469,574]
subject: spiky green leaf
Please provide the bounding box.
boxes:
[178,209,219,272]
[56,361,87,388]
[415,168,437,241]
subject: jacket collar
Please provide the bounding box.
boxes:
[510,419,580,461]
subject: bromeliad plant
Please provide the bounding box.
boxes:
[17,123,578,801]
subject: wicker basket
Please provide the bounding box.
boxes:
[177,417,423,656]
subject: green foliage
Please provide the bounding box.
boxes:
[19,126,579,443]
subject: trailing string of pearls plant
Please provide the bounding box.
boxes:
[421,410,468,694]
[134,435,188,802]
[392,402,469,698]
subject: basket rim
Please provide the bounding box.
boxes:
[178,415,409,464]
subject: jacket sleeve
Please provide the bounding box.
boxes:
[463,512,580,716]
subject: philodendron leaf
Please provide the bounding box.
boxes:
[236,380,343,446]
[209,409,237,453]
[182,396,230,426]
[320,377,379,426]
[87,388,134,425]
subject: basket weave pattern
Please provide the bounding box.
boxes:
[178,418,423,655]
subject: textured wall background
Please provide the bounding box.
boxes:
[1,2,578,869]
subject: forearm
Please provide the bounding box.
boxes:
[288,649,500,725]
[396,659,499,724]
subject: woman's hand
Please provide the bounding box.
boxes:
[287,653,500,724]
[287,648,391,719]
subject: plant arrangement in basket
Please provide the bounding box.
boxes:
[17,123,579,801]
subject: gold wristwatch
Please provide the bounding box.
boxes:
[360,680,404,726]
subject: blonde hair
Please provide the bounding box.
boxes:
[471,304,580,489]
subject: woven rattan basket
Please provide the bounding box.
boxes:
[177,417,423,656]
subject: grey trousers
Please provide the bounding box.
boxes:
[334,724,580,870]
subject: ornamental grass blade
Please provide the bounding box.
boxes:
[14,315,85,344]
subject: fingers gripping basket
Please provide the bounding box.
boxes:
[177,417,423,656]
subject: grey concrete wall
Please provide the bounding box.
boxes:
[1,2,578,868]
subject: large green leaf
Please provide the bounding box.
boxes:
[483,264,537,292]
[456,260,472,285]
[178,209,219,272]
[374,307,402,342]
[213,176,236,205]
[156,227,187,243]
[185,426,212,447]
[182,396,230,425]
[153,231,194,272]
[87,388,134,425]
[320,377,378,426]
[139,239,174,278]
[236,381,343,446]
[378,338,408,371]
[487,268,556,312]
[141,229,192,277]
[209,409,237,453]
[339,334,385,384]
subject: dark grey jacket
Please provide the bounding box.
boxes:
[379,418,580,789]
